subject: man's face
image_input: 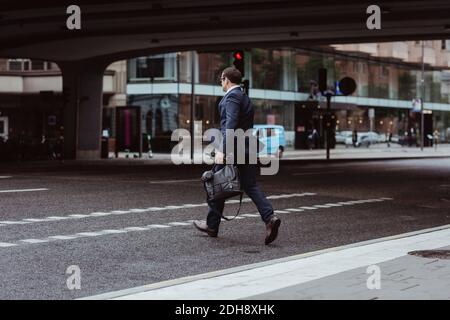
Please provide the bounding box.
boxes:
[220,73,227,92]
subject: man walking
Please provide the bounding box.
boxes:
[193,67,281,245]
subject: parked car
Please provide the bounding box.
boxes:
[253,124,286,158]
[335,131,352,144]
[345,131,380,147]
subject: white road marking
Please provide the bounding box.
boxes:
[167,222,192,226]
[0,221,30,225]
[76,232,103,237]
[0,242,17,247]
[241,214,260,217]
[123,227,151,232]
[20,239,49,244]
[0,197,393,249]
[146,207,165,211]
[46,216,70,221]
[0,176,12,179]
[98,229,128,234]
[274,210,290,214]
[0,188,48,193]
[48,235,79,240]
[313,205,333,208]
[147,224,171,228]
[90,212,112,217]
[285,208,304,212]
[0,192,317,227]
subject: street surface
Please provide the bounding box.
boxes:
[0,157,449,299]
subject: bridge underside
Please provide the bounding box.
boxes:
[1,0,450,63]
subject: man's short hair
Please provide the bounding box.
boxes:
[222,67,242,84]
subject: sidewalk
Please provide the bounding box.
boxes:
[84,224,450,300]
[1,144,449,170]
[111,143,450,162]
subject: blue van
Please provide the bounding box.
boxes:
[253,124,286,158]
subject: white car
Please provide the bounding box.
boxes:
[335,131,352,144]
[345,132,380,147]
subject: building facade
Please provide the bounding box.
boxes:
[1,40,450,159]
[124,41,450,152]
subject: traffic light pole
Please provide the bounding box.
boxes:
[326,92,332,160]
[190,51,195,162]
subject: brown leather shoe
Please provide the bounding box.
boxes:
[265,216,281,245]
[193,221,218,237]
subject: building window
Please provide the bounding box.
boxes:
[7,59,26,71]
[128,54,176,82]
[31,60,45,70]
[7,59,52,71]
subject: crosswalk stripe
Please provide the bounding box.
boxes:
[76,232,103,237]
[285,208,304,212]
[48,235,79,240]
[98,229,128,234]
[68,214,89,218]
[0,242,17,247]
[20,239,49,244]
[90,212,112,217]
[167,222,191,226]
[123,227,151,231]
[0,197,394,249]
[0,192,318,227]
[146,224,171,228]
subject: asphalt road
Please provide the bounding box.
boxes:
[0,158,449,299]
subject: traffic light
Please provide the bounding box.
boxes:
[232,50,245,76]
[62,86,71,105]
[318,68,327,93]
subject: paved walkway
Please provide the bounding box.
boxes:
[84,224,450,300]
[107,143,450,163]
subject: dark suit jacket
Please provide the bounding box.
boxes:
[218,87,254,161]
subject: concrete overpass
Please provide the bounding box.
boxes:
[1,0,449,159]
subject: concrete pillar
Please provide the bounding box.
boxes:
[60,60,108,160]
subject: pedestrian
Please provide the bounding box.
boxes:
[387,130,392,148]
[352,129,358,147]
[193,67,281,245]
[434,130,439,150]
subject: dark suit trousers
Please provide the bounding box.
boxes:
[206,164,274,230]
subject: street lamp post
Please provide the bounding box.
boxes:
[420,40,425,151]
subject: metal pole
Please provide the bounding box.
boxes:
[326,93,331,160]
[190,51,195,161]
[420,40,425,151]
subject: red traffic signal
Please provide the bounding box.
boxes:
[232,50,245,76]
[233,51,243,60]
